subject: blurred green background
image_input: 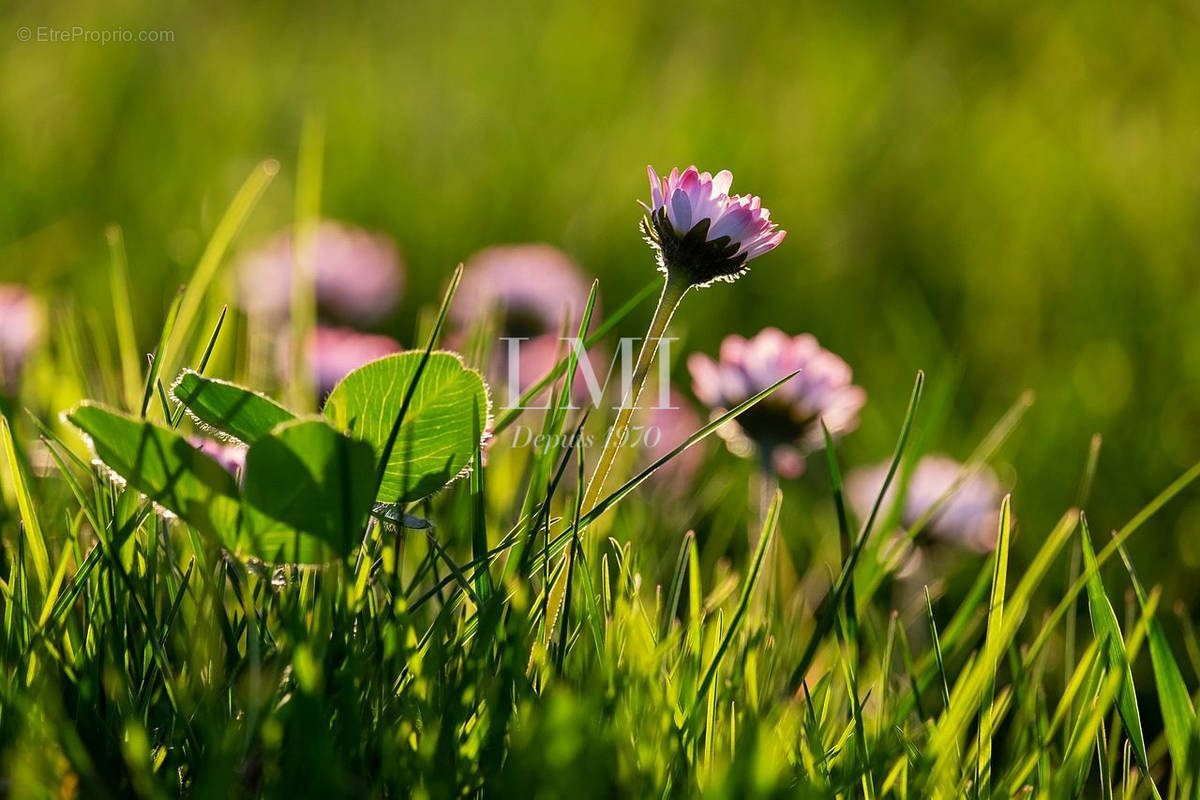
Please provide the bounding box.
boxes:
[3,0,1200,592]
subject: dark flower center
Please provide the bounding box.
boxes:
[503,308,550,341]
[643,208,749,288]
[732,399,815,450]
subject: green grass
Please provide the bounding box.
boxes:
[3,236,1200,796]
[4,3,1200,792]
[6,0,1200,583]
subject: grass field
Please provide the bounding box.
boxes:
[3,1,1200,796]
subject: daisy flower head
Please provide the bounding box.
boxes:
[845,455,1004,552]
[452,244,593,341]
[688,328,865,478]
[642,166,785,289]
[237,221,403,323]
[453,244,600,400]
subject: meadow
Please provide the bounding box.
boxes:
[3,0,1200,797]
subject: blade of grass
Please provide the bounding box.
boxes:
[926,587,952,716]
[977,494,1013,796]
[929,507,1079,790]
[786,371,925,694]
[288,115,323,412]
[1080,514,1155,791]
[106,224,143,411]
[663,531,696,641]
[554,449,588,673]
[689,488,781,720]
[1053,592,1157,798]
[169,305,229,428]
[469,401,492,604]
[1026,457,1200,666]
[1116,538,1197,790]
[140,287,184,419]
[163,160,279,378]
[1,416,49,590]
[1064,433,1104,733]
[821,421,855,641]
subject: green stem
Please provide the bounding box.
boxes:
[580,273,689,515]
[539,272,689,655]
[755,464,780,615]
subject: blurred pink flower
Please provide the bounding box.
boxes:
[453,244,592,339]
[302,325,403,397]
[642,166,785,288]
[453,244,598,401]
[844,455,1003,552]
[0,285,44,392]
[236,221,403,323]
[189,436,247,480]
[688,328,865,478]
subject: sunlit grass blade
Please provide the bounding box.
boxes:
[926,587,952,716]
[977,494,1012,796]
[1064,433,1104,724]
[140,287,184,419]
[519,280,598,629]
[840,637,876,799]
[553,449,588,672]
[469,398,492,604]
[1027,456,1200,666]
[287,114,323,412]
[687,533,703,660]
[35,540,72,629]
[787,370,925,694]
[106,224,143,411]
[1053,591,1156,798]
[168,305,230,429]
[895,607,928,721]
[1115,538,1197,790]
[663,531,695,641]
[821,420,856,649]
[690,488,780,720]
[1079,514,1155,791]
[164,159,279,376]
[929,507,1078,791]
[1,416,49,590]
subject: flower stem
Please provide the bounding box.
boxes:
[537,272,689,659]
[755,463,780,615]
[581,273,689,515]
